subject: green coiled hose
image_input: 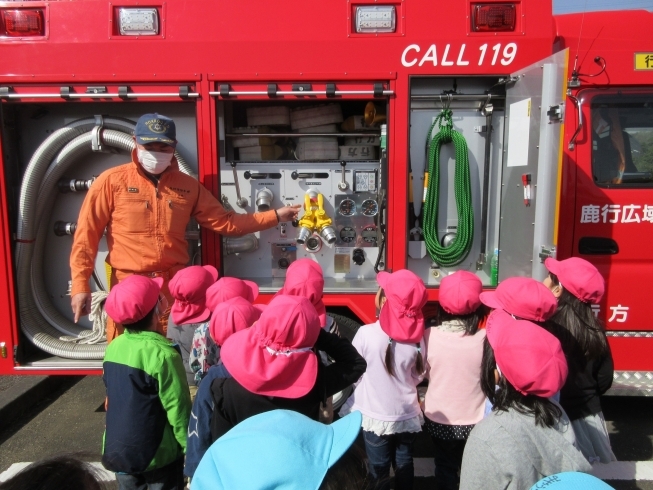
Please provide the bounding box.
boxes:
[423,109,474,267]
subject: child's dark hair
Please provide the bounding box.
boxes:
[480,337,562,428]
[438,304,489,336]
[319,444,373,490]
[0,454,106,490]
[379,288,425,377]
[123,304,157,332]
[548,272,608,361]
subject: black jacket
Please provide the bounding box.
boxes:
[559,347,614,421]
[210,329,366,441]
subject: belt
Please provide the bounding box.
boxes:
[114,265,185,282]
[136,270,172,280]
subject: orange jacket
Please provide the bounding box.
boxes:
[70,150,276,296]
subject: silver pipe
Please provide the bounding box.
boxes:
[225,132,378,138]
[210,90,394,96]
[1,92,199,99]
[410,94,506,100]
[224,234,259,255]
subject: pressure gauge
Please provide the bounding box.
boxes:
[338,198,356,216]
[361,199,378,217]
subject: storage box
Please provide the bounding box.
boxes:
[340,115,367,132]
[339,145,377,160]
[295,137,339,160]
[246,106,291,127]
[238,145,284,161]
[231,127,278,148]
[290,104,343,130]
[344,135,381,146]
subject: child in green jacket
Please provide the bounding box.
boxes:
[103,275,191,489]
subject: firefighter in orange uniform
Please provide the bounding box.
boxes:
[70,113,300,342]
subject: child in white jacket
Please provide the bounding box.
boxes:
[340,269,427,490]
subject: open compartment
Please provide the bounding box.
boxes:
[216,89,389,292]
[0,95,198,366]
[406,76,506,286]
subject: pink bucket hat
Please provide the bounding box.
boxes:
[221,295,321,398]
[439,271,482,315]
[377,269,428,343]
[105,275,164,324]
[206,277,259,311]
[169,265,218,325]
[545,257,605,304]
[480,276,557,322]
[209,297,262,346]
[486,309,568,398]
[275,259,326,326]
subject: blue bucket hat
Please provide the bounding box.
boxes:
[191,409,362,490]
[530,472,615,489]
[134,113,176,146]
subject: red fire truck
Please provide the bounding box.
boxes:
[0,1,651,394]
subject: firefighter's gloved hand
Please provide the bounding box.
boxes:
[276,204,302,223]
[71,292,92,323]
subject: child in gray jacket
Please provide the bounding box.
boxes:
[460,310,591,490]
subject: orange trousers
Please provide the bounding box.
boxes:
[105,266,183,343]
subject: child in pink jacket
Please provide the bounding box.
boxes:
[423,271,488,490]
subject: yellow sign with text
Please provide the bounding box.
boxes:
[635,53,653,70]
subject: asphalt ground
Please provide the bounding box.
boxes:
[1,376,653,489]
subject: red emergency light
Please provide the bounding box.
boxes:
[471,4,516,32]
[0,9,44,37]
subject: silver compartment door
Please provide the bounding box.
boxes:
[499,49,568,281]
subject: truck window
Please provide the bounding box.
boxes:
[591,95,653,186]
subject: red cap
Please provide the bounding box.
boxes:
[209,297,261,346]
[486,309,568,398]
[221,295,320,398]
[275,259,326,327]
[480,277,557,322]
[169,265,218,325]
[206,277,259,312]
[377,270,428,343]
[545,257,605,304]
[105,275,164,324]
[439,271,482,315]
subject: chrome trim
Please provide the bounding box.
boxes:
[210,90,394,97]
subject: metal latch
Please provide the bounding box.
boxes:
[538,245,556,263]
[547,104,564,122]
[91,115,104,152]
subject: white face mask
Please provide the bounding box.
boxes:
[137,148,173,175]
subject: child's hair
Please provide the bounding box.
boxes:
[0,454,105,490]
[379,288,425,377]
[480,337,562,428]
[319,444,373,490]
[124,304,157,332]
[438,304,489,336]
[548,272,609,361]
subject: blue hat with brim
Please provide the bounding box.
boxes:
[191,409,363,490]
[530,472,615,489]
[135,113,176,146]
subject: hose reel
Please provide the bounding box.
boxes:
[422,108,474,267]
